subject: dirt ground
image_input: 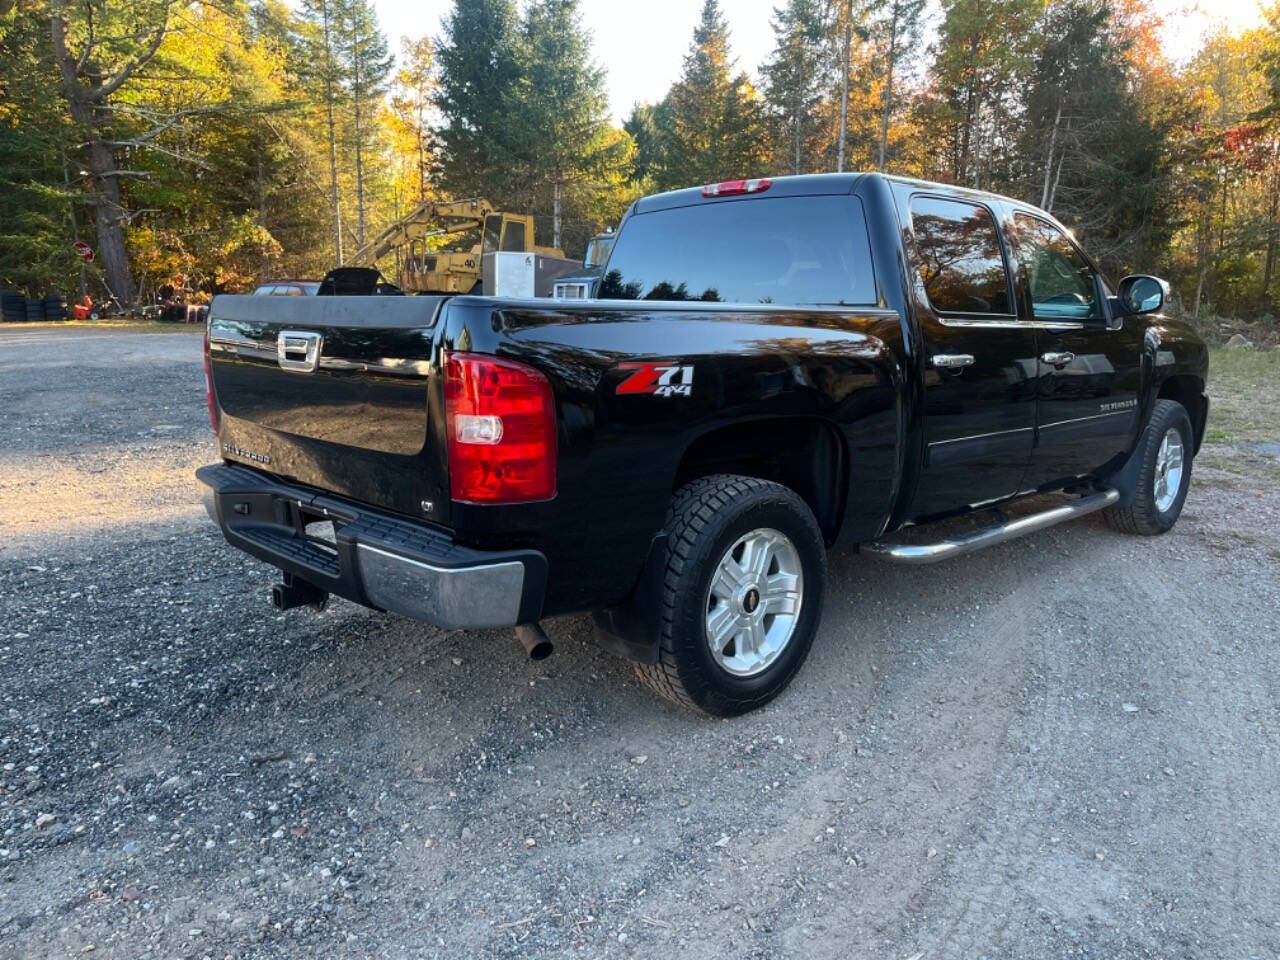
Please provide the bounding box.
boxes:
[1,325,1277,959]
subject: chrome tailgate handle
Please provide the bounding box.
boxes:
[932,353,974,370]
[277,330,323,372]
[1041,351,1075,366]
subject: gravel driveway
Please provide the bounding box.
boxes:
[1,325,1277,959]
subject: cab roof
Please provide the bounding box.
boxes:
[634,173,865,214]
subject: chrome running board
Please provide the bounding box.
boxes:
[864,487,1120,565]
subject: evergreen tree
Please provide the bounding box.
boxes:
[762,0,829,175]
[664,0,769,189]
[433,0,524,204]
[0,7,78,295]
[517,0,627,249]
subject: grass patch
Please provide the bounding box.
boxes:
[1206,346,1280,445]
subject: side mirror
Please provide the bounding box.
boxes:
[1116,274,1169,316]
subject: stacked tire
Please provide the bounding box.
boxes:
[1,290,24,323]
[25,299,45,322]
[43,294,68,321]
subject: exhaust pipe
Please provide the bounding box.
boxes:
[514,623,554,661]
[272,573,328,612]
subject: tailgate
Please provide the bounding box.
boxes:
[207,294,448,518]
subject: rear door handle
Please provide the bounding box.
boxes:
[931,354,974,370]
[1041,351,1075,366]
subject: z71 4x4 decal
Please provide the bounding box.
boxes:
[617,362,694,398]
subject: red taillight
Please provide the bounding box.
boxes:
[203,324,219,433]
[444,352,556,504]
[702,177,772,198]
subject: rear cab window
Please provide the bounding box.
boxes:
[908,196,1012,316]
[598,195,878,306]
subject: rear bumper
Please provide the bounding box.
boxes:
[196,463,546,629]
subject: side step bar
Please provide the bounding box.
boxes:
[864,487,1120,565]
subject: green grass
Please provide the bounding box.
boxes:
[1205,346,1280,445]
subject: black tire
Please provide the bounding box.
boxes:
[88,309,102,321]
[1103,399,1194,536]
[24,300,44,322]
[635,474,827,717]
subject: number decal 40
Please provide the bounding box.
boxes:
[617,362,694,398]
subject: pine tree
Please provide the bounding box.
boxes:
[433,0,524,204]
[762,0,829,175]
[664,0,769,189]
[517,0,626,249]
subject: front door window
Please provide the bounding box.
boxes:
[1010,215,1101,321]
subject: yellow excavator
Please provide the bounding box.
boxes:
[349,198,565,294]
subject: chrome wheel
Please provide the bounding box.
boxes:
[1153,427,1184,513]
[704,527,803,677]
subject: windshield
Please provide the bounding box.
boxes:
[598,196,877,305]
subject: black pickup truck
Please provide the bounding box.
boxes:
[198,173,1208,716]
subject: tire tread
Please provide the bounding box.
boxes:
[635,474,822,715]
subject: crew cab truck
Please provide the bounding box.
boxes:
[198,173,1208,716]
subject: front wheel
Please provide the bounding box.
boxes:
[635,474,826,717]
[1104,398,1194,536]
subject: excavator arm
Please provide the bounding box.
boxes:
[349,198,496,266]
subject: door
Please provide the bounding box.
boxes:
[1006,212,1140,487]
[903,193,1039,519]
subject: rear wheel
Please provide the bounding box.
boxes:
[1104,398,1193,536]
[635,474,826,716]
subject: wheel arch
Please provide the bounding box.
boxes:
[1156,373,1208,454]
[671,416,847,546]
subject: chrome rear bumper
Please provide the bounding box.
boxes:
[197,463,545,628]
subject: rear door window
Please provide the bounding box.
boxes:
[598,195,877,306]
[909,196,1012,315]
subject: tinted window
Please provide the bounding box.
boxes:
[1011,214,1100,320]
[598,196,877,306]
[501,220,526,252]
[910,196,1011,314]
[253,284,277,296]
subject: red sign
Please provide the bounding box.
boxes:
[73,241,93,262]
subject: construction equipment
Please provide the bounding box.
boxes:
[349,198,566,294]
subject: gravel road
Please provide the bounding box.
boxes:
[1,325,1278,959]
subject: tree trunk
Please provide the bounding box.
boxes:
[553,177,563,252]
[877,3,899,172]
[60,144,88,299]
[50,16,137,304]
[320,0,343,265]
[1040,99,1062,209]
[836,0,850,173]
[1262,153,1279,302]
[354,32,367,250]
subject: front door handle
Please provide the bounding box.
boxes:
[932,353,975,370]
[1041,351,1075,367]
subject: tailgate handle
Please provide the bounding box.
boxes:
[277,330,323,373]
